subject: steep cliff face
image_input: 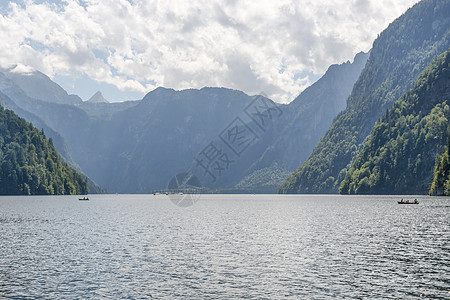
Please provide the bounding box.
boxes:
[280,0,450,194]
[234,52,368,191]
[259,52,369,171]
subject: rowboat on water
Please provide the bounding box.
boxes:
[398,199,418,204]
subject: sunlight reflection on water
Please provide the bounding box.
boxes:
[0,194,448,299]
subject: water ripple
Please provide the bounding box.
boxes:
[0,195,448,299]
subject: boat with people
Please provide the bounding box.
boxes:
[78,197,89,201]
[398,198,419,204]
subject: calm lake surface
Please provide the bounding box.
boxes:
[0,194,448,299]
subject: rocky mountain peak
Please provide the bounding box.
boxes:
[87,91,109,103]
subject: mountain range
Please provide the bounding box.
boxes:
[0,51,367,193]
[1,0,448,196]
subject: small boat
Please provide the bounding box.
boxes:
[398,199,418,204]
[78,197,89,201]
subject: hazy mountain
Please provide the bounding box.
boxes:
[79,91,140,121]
[1,67,82,105]
[340,50,450,195]
[0,103,88,195]
[0,72,75,164]
[0,52,368,194]
[87,91,109,103]
[76,100,139,120]
[1,81,274,192]
[280,0,450,194]
[0,73,104,193]
[84,87,273,193]
[236,51,368,191]
[104,49,367,193]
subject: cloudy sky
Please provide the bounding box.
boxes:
[0,0,420,103]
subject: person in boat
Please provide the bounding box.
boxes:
[400,199,403,203]
[414,199,418,203]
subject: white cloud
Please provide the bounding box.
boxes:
[0,0,420,103]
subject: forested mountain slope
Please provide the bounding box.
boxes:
[280,0,450,194]
[0,104,88,195]
[340,50,450,194]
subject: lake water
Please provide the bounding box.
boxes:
[0,194,448,299]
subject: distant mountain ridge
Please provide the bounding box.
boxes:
[0,67,82,105]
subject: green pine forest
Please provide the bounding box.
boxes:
[0,105,89,195]
[340,50,450,195]
[430,142,450,196]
